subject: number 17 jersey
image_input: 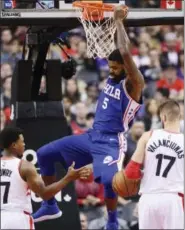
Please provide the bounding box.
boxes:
[140,129,184,195]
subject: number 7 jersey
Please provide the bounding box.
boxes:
[139,129,184,194]
[0,157,32,213]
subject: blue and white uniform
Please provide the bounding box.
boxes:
[37,76,142,198]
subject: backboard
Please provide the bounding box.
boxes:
[0,0,184,27]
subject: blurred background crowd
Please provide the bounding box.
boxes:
[0,24,184,229]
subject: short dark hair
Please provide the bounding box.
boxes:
[108,49,124,64]
[0,127,23,149]
[159,100,180,121]
[86,112,95,120]
[157,88,170,99]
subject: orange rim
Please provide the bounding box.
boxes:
[73,1,115,12]
[73,1,128,21]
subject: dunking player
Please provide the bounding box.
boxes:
[125,100,184,229]
[0,127,90,229]
[32,6,144,229]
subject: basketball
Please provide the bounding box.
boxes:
[112,170,140,198]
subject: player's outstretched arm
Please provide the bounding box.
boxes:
[20,161,90,200]
[131,131,151,164]
[124,131,151,179]
[114,6,145,102]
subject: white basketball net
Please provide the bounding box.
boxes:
[76,8,116,59]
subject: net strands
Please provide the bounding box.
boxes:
[76,8,116,58]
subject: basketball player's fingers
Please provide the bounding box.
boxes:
[76,165,89,172]
[79,168,90,175]
[80,176,89,180]
[79,169,91,177]
[69,161,75,169]
[79,171,90,178]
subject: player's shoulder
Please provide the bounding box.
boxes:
[140,131,153,143]
[20,159,35,171]
[19,159,36,181]
[142,131,153,139]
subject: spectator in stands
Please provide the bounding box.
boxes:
[179,100,184,133]
[64,79,81,104]
[1,76,12,109]
[63,97,73,123]
[88,205,129,229]
[140,48,161,99]
[124,120,145,167]
[129,203,139,230]
[157,64,184,100]
[6,38,22,69]
[133,42,151,68]
[75,174,104,221]
[0,63,13,83]
[70,102,88,135]
[86,113,95,129]
[147,48,161,80]
[14,26,28,44]
[46,44,62,60]
[154,88,170,104]
[162,32,180,65]
[0,110,6,130]
[177,50,184,79]
[143,99,161,131]
[85,82,99,113]
[1,28,12,44]
[80,212,88,230]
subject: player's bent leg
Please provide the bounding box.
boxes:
[32,133,92,222]
[32,144,64,222]
[91,134,125,230]
[101,164,119,230]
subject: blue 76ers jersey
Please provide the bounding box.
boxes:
[93,77,141,134]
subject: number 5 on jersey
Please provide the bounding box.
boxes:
[102,97,109,109]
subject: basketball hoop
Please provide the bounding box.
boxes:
[73,1,128,58]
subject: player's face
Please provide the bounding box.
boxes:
[108,61,124,79]
[12,134,25,158]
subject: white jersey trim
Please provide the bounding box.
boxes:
[122,80,141,132]
[108,132,127,169]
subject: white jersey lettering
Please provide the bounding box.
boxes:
[139,129,184,194]
[0,157,32,213]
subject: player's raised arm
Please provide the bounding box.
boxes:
[20,161,90,200]
[124,131,151,179]
[114,6,145,102]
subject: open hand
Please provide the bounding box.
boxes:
[66,162,91,181]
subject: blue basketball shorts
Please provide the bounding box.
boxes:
[37,129,127,198]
